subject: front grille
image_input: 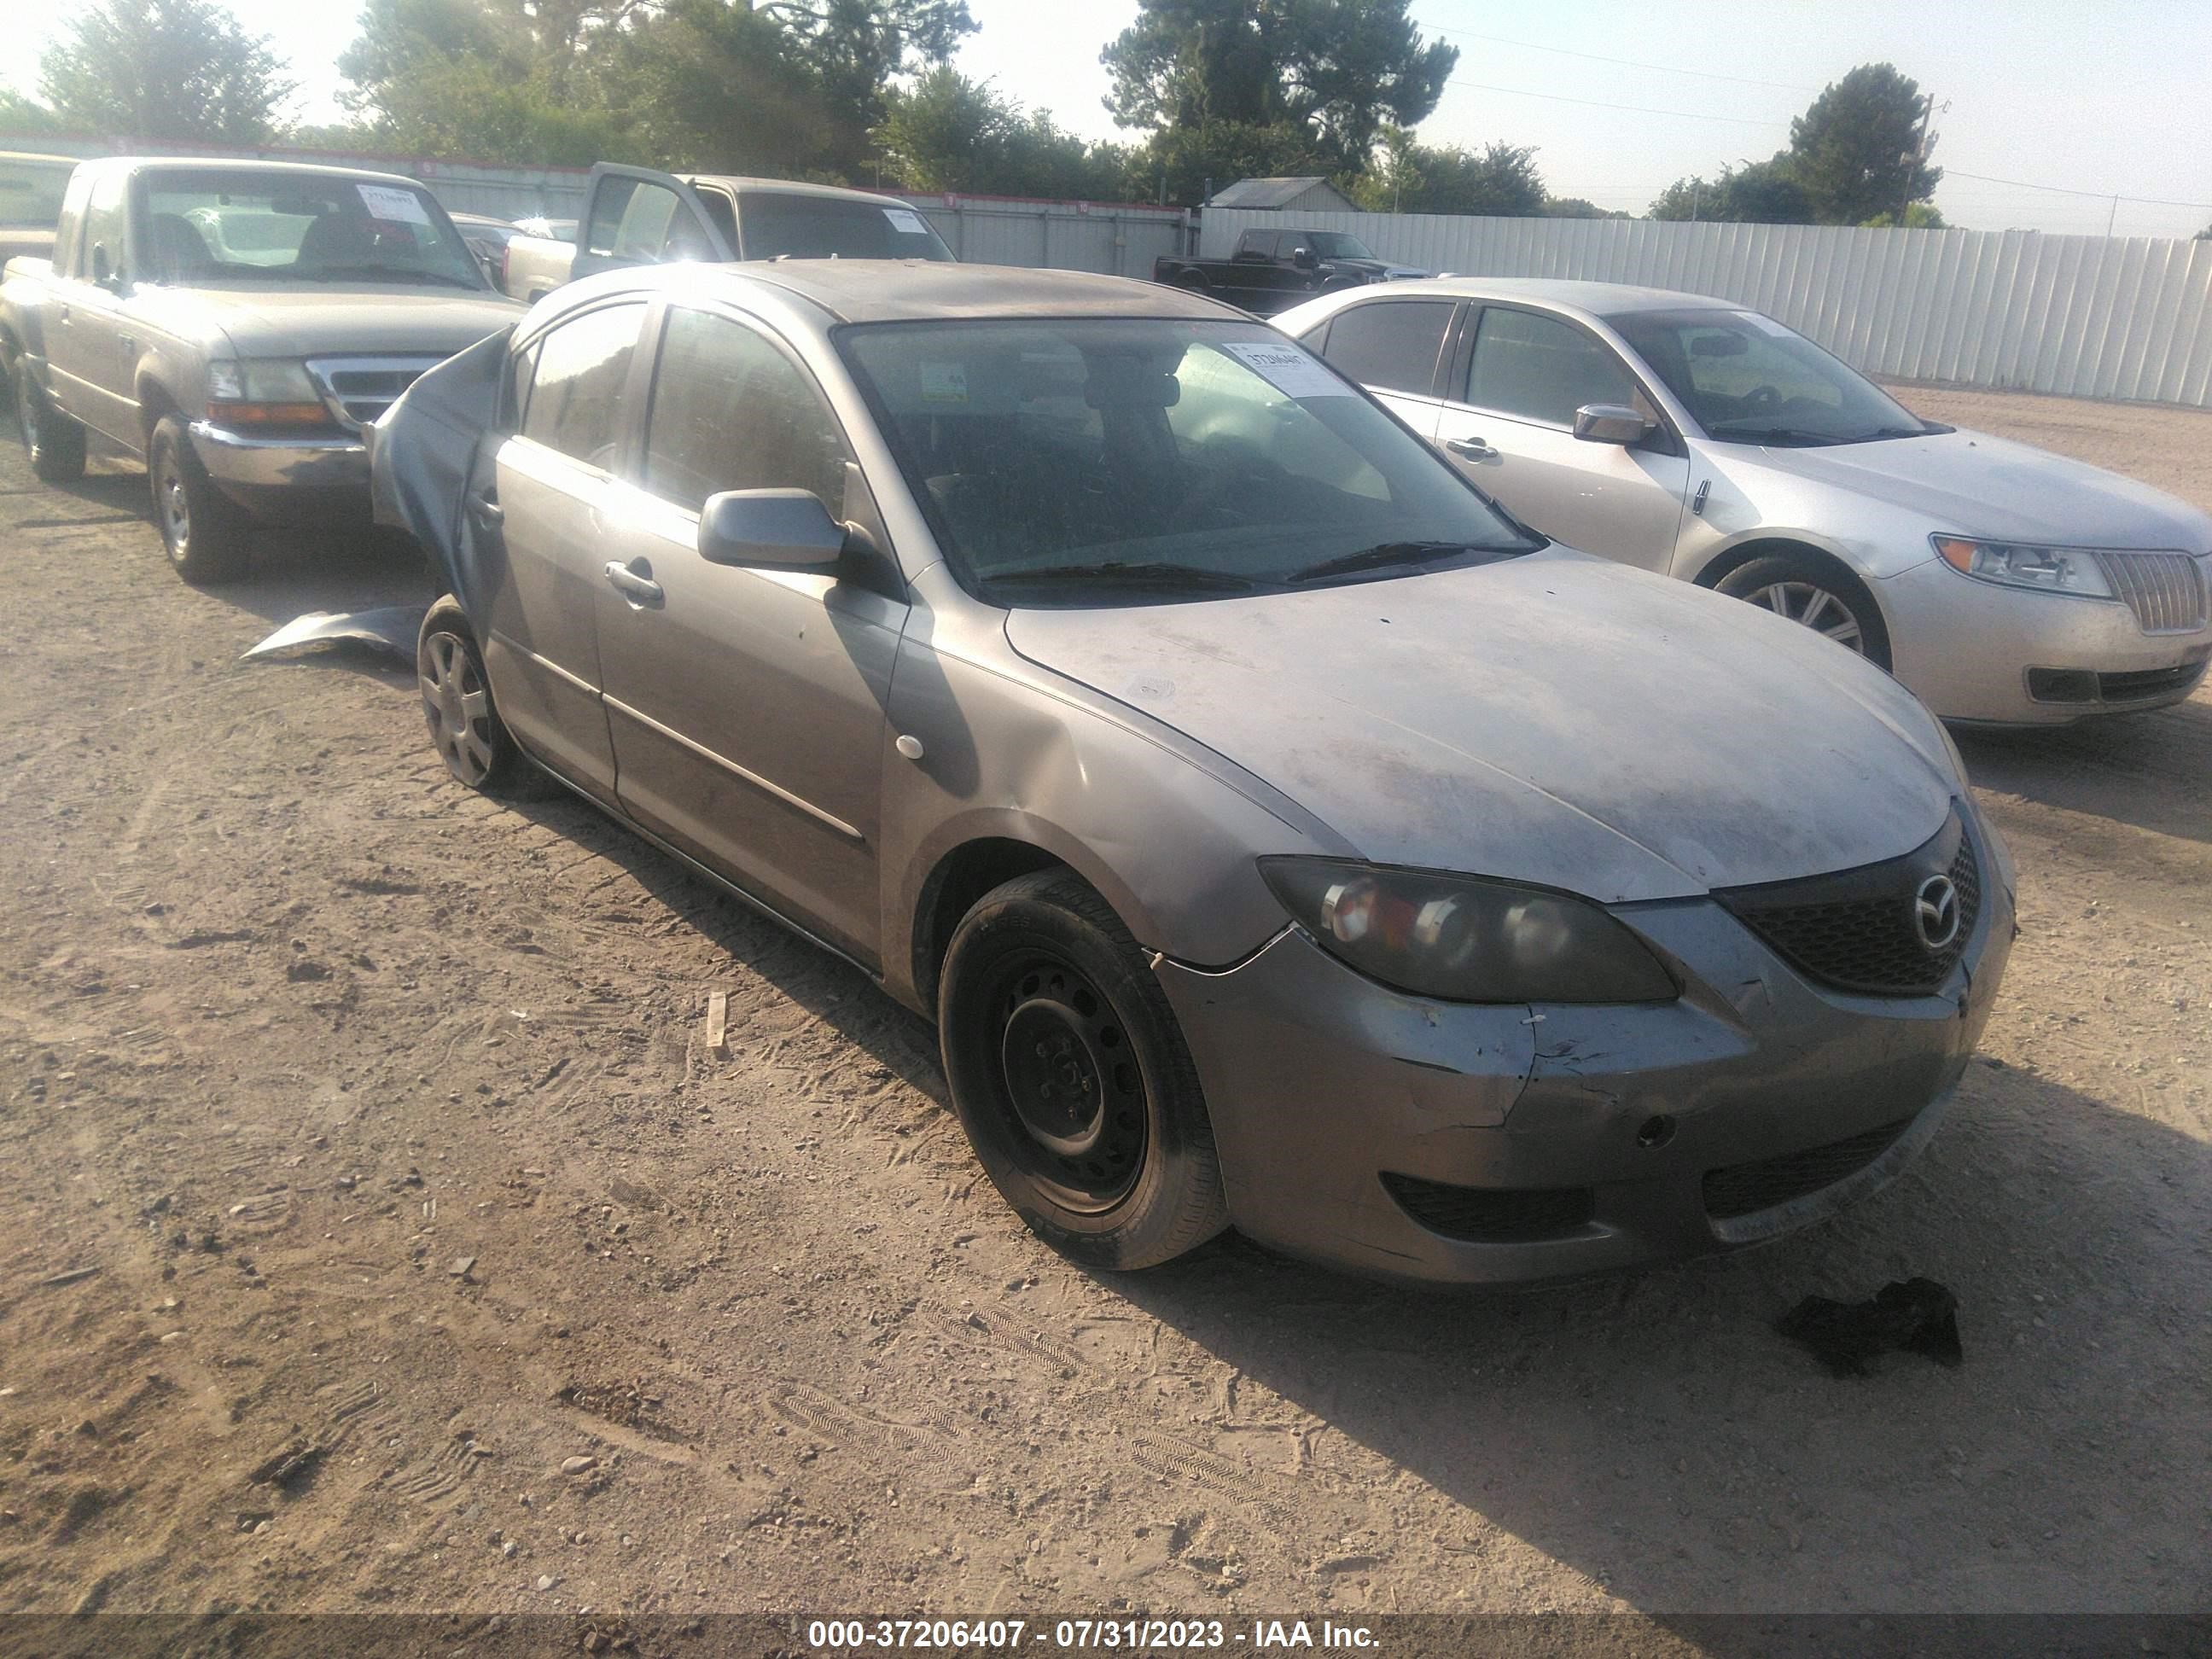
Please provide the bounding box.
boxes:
[2098,658,2209,702]
[1703,1119,1912,1220]
[1380,1173,1594,1243]
[1717,811,1980,998]
[305,355,443,431]
[2096,551,2209,634]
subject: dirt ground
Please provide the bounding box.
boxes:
[0,383,2207,1622]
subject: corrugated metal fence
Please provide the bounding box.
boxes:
[1207,207,2212,408]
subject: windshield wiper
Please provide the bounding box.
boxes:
[1705,424,1848,446]
[301,265,483,289]
[1286,540,1493,585]
[1837,423,1932,443]
[992,561,1260,592]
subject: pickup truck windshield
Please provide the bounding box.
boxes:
[841,317,1539,603]
[1307,232,1376,259]
[743,193,953,262]
[142,170,486,289]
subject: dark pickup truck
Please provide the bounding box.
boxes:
[1154,228,1429,314]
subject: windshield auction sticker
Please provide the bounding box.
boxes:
[1220,340,1352,399]
[883,207,932,236]
[357,183,432,224]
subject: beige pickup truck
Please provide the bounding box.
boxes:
[1,155,521,582]
[500,163,954,303]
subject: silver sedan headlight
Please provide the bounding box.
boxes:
[1933,534,2114,597]
[1260,859,1676,1004]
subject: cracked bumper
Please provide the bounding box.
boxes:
[1155,818,2015,1286]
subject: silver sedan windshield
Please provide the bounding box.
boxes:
[839,318,1538,602]
[1611,307,1935,446]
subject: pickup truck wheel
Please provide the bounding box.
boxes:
[16,370,87,483]
[417,597,543,796]
[148,414,248,585]
[939,870,1230,1271]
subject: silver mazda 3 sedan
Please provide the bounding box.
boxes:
[1277,279,2212,725]
[374,262,2014,1285]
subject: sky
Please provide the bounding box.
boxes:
[9,0,2212,237]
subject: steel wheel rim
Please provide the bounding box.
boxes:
[1747,580,1865,653]
[419,629,496,784]
[156,451,190,556]
[983,949,1147,1211]
[17,375,38,457]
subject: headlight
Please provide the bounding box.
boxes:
[1260,858,1676,1004]
[1933,534,2113,597]
[208,358,322,404]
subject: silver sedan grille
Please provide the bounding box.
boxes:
[304,356,445,433]
[2094,550,2209,634]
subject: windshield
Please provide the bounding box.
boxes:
[141,170,486,288]
[839,317,1540,604]
[742,193,954,262]
[1611,307,1934,445]
[1308,232,1376,260]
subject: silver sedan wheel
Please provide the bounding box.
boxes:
[1744,580,1866,654]
[419,628,496,785]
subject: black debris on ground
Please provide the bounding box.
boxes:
[1775,1277,1964,1377]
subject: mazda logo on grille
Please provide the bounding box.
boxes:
[1914,875,1962,952]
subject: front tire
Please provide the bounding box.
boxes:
[939,870,1229,1270]
[16,368,86,483]
[1714,550,1893,671]
[148,414,248,583]
[416,597,540,796]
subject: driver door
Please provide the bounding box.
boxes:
[573,165,735,282]
[1432,305,1688,568]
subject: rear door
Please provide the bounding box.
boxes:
[480,297,649,799]
[592,300,907,964]
[572,165,734,282]
[1432,304,1688,567]
[1299,296,1459,439]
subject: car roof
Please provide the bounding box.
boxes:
[0,150,79,168]
[576,259,1243,325]
[1401,276,1740,318]
[680,175,922,209]
[82,154,439,192]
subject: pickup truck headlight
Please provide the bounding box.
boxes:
[207,358,329,426]
[1260,858,1676,1004]
[1933,534,2113,598]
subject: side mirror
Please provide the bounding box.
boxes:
[697,487,847,569]
[1573,403,1654,445]
[1291,246,1319,271]
[91,242,118,289]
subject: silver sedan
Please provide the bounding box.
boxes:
[1276,278,2212,725]
[375,262,2012,1284]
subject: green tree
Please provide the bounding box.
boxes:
[1540,196,1627,220]
[1648,157,1812,224]
[608,0,833,176]
[877,68,1128,198]
[1102,0,1454,172]
[1351,131,1544,217]
[1860,201,1947,229]
[1785,62,1938,225]
[761,0,977,178]
[1126,118,1336,208]
[39,0,296,144]
[0,90,68,136]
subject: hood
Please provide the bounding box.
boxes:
[1327,257,1432,282]
[1731,427,2212,550]
[1004,550,1957,904]
[140,285,525,359]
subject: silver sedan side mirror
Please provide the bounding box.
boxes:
[697,488,847,569]
[1573,403,1654,445]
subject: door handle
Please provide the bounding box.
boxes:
[602,559,664,607]
[1444,436,1498,461]
[118,333,135,353]
[468,493,504,527]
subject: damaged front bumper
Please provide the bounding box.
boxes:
[1155,841,2014,1286]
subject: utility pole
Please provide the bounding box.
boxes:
[1690,178,1698,223]
[1896,92,1945,226]
[2107,195,2121,237]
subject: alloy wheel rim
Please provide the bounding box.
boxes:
[1747,580,1865,653]
[419,629,495,783]
[987,951,1147,1210]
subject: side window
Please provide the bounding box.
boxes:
[1284,233,1313,263]
[642,306,849,517]
[585,178,678,261]
[50,170,92,279]
[518,302,645,469]
[1465,307,1640,428]
[504,339,541,433]
[81,170,131,282]
[1318,300,1454,398]
[688,188,737,256]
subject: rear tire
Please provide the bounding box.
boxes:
[416,596,543,797]
[1714,550,1892,671]
[16,368,86,483]
[939,870,1230,1271]
[148,414,248,584]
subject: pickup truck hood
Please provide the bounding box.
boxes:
[1728,427,2212,550]
[1004,549,1956,903]
[133,285,524,359]
[1327,257,1432,282]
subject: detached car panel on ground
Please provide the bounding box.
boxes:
[374,260,2013,1284]
[1278,278,2212,725]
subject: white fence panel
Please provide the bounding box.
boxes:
[1203,207,2212,406]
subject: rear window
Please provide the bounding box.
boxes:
[740,193,953,262]
[0,159,73,229]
